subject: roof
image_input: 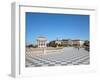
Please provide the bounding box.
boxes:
[72,39,80,41]
[37,36,47,41]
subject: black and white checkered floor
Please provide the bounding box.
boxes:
[26,47,89,67]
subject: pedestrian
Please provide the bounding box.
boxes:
[78,46,80,50]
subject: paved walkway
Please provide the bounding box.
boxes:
[26,47,89,67]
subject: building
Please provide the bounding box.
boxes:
[48,39,73,47]
[72,39,80,46]
[37,36,47,48]
[72,39,84,47]
[55,40,62,45]
[36,37,85,48]
[79,40,85,47]
[47,39,62,47]
[61,39,73,47]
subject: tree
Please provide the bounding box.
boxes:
[83,40,90,51]
[26,44,37,48]
[84,41,89,47]
[27,44,33,48]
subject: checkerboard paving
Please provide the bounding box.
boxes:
[25,47,90,67]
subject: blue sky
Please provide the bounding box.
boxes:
[26,12,89,45]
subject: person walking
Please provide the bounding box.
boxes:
[78,46,80,50]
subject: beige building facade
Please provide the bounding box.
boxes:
[37,36,47,48]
